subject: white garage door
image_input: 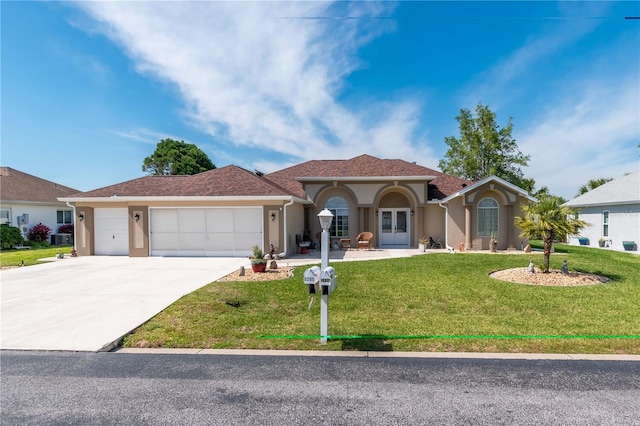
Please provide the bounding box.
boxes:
[94,208,129,256]
[150,208,262,257]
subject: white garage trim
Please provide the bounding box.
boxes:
[150,207,263,257]
[94,208,129,256]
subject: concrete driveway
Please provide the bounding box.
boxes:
[1,256,246,352]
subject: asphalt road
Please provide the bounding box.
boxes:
[2,351,639,425]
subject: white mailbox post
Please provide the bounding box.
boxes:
[316,209,336,344]
[319,266,337,343]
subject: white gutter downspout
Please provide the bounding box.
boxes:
[438,201,450,251]
[277,197,295,258]
[65,201,77,251]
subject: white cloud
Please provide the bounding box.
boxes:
[76,2,439,169]
[518,74,640,200]
[109,128,169,145]
[460,1,639,199]
[462,1,607,110]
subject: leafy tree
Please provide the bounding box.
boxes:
[0,224,24,250]
[522,178,567,203]
[439,103,530,187]
[142,138,215,176]
[514,196,588,273]
[576,178,612,197]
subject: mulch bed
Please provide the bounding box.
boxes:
[490,268,610,286]
[217,265,295,282]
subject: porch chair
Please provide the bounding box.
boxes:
[295,233,310,254]
[428,236,442,249]
[356,232,374,250]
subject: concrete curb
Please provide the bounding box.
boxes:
[113,348,640,361]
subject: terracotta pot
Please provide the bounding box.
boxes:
[250,260,267,273]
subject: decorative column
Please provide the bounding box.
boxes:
[506,204,513,249]
[465,205,472,249]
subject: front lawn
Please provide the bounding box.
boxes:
[0,246,72,268]
[123,244,640,353]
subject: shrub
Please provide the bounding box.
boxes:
[25,240,51,249]
[28,223,51,243]
[0,224,24,250]
[57,224,74,236]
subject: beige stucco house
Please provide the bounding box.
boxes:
[59,155,536,257]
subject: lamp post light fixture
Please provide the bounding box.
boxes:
[317,209,334,271]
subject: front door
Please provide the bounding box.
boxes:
[379,208,410,247]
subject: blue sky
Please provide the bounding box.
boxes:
[2,1,638,200]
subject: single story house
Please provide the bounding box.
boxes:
[0,167,79,243]
[564,171,639,252]
[60,155,536,257]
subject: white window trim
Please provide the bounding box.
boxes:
[0,208,10,225]
[326,197,350,238]
[57,210,73,225]
[477,197,499,237]
[602,210,609,238]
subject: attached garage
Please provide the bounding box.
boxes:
[150,207,263,257]
[94,208,129,256]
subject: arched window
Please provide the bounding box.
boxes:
[326,197,349,237]
[478,197,498,237]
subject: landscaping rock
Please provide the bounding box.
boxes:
[490,268,609,286]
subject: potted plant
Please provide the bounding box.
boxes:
[578,237,589,246]
[418,236,428,252]
[598,237,606,248]
[249,245,267,273]
[490,232,498,252]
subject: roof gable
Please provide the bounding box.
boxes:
[565,171,640,207]
[440,175,537,203]
[0,167,80,203]
[267,154,472,199]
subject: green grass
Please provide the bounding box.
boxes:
[120,244,637,353]
[0,246,72,267]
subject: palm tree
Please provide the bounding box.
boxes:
[514,196,588,273]
[576,178,612,197]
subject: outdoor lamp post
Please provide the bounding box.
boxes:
[317,209,334,271]
[317,208,334,344]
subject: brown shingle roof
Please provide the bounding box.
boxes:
[66,155,473,201]
[0,167,80,203]
[267,154,471,199]
[68,165,300,198]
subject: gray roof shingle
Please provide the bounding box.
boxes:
[565,171,640,207]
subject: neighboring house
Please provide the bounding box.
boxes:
[60,154,536,257]
[0,167,80,242]
[564,171,640,252]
